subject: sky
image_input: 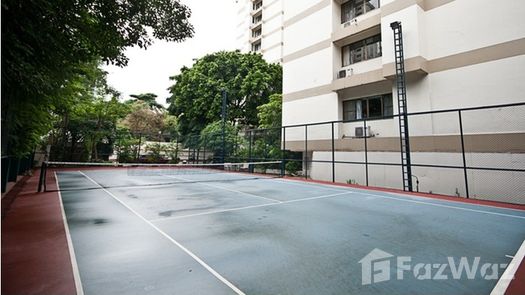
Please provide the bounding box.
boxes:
[103,0,239,106]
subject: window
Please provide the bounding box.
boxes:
[252,14,262,24]
[252,28,261,38]
[343,94,393,120]
[342,34,381,66]
[341,0,380,23]
[252,41,261,52]
[253,1,263,10]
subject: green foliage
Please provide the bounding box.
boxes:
[198,121,242,161]
[285,161,302,175]
[167,51,282,136]
[249,129,282,161]
[346,179,358,185]
[257,94,282,129]
[145,143,165,162]
[130,93,164,111]
[114,126,139,162]
[248,93,283,161]
[164,141,181,164]
[47,62,131,161]
[2,0,194,156]
[163,115,179,138]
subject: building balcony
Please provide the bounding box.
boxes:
[250,21,262,30]
[382,56,429,79]
[250,34,262,44]
[251,5,263,16]
[332,9,381,47]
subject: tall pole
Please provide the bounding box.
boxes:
[221,89,227,163]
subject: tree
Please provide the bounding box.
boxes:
[114,126,140,162]
[257,94,282,129]
[130,93,164,112]
[163,114,179,138]
[2,0,194,156]
[118,101,167,160]
[79,97,130,161]
[167,51,282,136]
[199,121,242,162]
[46,60,131,161]
[119,102,165,137]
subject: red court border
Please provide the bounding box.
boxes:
[2,169,76,295]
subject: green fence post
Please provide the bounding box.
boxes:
[8,157,19,182]
[1,157,9,193]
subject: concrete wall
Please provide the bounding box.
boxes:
[311,151,525,204]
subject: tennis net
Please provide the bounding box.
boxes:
[38,161,284,192]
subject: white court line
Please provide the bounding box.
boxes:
[262,177,348,192]
[491,240,525,295]
[163,174,283,204]
[359,192,525,220]
[388,192,525,213]
[55,172,84,295]
[77,171,246,295]
[151,191,355,223]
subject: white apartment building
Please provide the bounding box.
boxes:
[282,0,525,203]
[236,0,284,63]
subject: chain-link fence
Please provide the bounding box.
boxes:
[43,102,525,204]
[279,102,525,205]
[1,154,35,193]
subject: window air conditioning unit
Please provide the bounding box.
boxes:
[338,70,346,78]
[343,19,358,28]
[355,126,372,138]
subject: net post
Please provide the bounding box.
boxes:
[281,127,286,177]
[364,119,369,186]
[248,130,254,173]
[304,125,308,179]
[37,162,47,192]
[331,122,335,183]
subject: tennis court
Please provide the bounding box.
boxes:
[47,162,525,295]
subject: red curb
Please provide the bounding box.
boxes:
[1,169,76,295]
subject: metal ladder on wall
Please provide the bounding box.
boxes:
[391,21,413,192]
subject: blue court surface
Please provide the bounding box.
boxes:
[54,167,525,295]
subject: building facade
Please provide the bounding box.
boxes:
[281,0,525,203]
[236,0,284,63]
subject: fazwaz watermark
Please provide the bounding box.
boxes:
[359,248,515,285]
